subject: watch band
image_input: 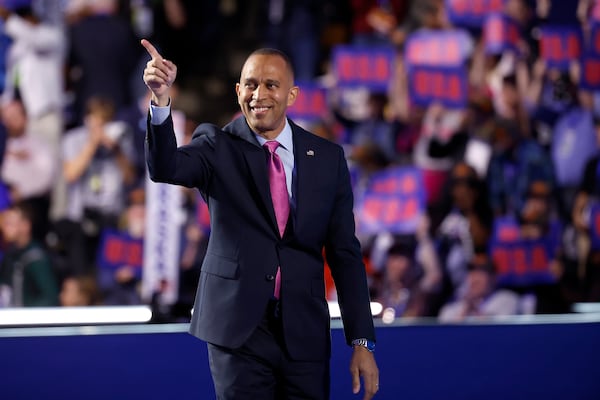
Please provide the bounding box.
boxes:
[351,338,375,352]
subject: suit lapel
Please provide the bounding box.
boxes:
[225,117,279,235]
[291,123,319,236]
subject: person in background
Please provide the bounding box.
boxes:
[96,187,145,306]
[371,227,442,320]
[0,1,67,222]
[438,255,521,322]
[486,117,554,217]
[0,201,59,307]
[259,0,323,81]
[59,274,98,306]
[571,117,600,302]
[0,99,56,244]
[435,162,493,310]
[66,0,141,126]
[0,1,65,149]
[59,96,137,275]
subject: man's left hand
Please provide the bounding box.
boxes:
[350,346,379,399]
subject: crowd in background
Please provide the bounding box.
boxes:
[0,0,599,324]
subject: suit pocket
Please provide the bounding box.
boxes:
[201,253,239,279]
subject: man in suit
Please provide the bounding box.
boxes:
[142,39,379,400]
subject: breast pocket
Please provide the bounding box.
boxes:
[201,253,240,279]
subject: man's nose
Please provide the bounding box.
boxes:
[252,85,264,100]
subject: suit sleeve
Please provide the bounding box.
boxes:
[324,146,375,345]
[145,113,216,191]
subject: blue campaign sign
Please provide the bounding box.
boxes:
[483,13,521,54]
[488,217,559,287]
[446,0,506,28]
[97,229,144,278]
[0,181,10,211]
[588,203,600,250]
[580,54,600,91]
[356,166,426,235]
[404,29,472,67]
[539,26,582,70]
[332,45,396,91]
[589,23,600,57]
[287,82,328,122]
[407,65,468,108]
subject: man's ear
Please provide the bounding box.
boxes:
[287,86,299,107]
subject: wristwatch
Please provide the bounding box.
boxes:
[351,338,375,352]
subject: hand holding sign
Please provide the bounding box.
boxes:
[141,39,177,106]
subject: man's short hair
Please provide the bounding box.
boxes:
[247,48,295,81]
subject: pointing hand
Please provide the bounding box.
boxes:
[141,39,177,106]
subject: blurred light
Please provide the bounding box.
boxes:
[370,302,383,316]
[328,301,382,319]
[0,306,152,326]
[572,303,600,313]
[381,307,395,324]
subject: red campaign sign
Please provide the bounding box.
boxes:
[491,243,552,276]
[97,230,143,270]
[196,195,211,234]
[580,56,600,91]
[483,13,521,54]
[370,170,419,194]
[446,0,506,27]
[333,45,395,91]
[360,197,420,227]
[405,30,471,67]
[408,66,468,108]
[539,27,582,70]
[287,83,328,121]
[357,167,426,234]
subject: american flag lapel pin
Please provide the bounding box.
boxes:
[306,150,315,156]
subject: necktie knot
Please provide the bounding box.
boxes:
[263,140,280,154]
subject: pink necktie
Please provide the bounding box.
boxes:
[264,140,289,298]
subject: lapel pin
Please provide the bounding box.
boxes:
[306,150,315,156]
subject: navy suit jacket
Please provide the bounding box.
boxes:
[146,114,375,361]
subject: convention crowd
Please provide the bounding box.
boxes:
[0,0,599,323]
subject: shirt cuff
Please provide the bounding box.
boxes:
[149,99,170,125]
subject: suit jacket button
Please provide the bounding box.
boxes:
[265,274,275,281]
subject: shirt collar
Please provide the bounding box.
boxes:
[254,119,293,152]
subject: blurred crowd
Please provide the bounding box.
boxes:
[0,0,599,324]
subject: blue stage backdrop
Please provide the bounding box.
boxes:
[1,316,600,399]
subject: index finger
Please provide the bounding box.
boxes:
[351,369,361,394]
[141,39,162,60]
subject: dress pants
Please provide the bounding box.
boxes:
[207,299,330,400]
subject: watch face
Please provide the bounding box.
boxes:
[366,340,376,351]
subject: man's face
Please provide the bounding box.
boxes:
[236,54,298,139]
[465,269,491,301]
[1,102,27,136]
[0,209,26,244]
